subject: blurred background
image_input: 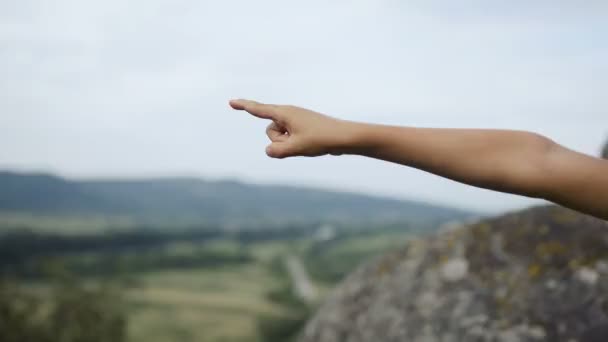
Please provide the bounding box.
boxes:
[0,1,606,341]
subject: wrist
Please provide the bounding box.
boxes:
[329,120,377,156]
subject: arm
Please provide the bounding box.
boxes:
[349,125,608,220]
[229,99,608,220]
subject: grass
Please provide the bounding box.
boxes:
[125,234,412,342]
[329,231,410,256]
[125,242,294,342]
[0,212,137,235]
[304,231,411,285]
[6,231,413,342]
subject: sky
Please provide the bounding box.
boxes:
[1,0,607,213]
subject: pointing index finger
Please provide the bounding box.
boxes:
[229,99,277,120]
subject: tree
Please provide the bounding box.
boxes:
[0,276,126,342]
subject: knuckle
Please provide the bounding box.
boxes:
[266,106,278,116]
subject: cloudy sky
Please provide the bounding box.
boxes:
[1,0,606,213]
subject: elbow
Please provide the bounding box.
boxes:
[524,133,560,200]
[496,132,558,200]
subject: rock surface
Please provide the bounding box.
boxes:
[300,206,608,342]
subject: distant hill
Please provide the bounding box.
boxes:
[0,171,474,227]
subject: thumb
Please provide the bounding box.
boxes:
[266,142,295,159]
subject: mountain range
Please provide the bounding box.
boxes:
[0,171,474,227]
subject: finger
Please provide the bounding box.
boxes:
[266,122,288,142]
[229,99,278,120]
[266,142,295,159]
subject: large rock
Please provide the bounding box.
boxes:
[300,206,608,342]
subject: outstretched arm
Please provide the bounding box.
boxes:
[229,99,608,220]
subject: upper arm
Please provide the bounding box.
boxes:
[539,143,608,220]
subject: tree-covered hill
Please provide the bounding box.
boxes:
[0,171,474,227]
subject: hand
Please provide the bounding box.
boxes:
[229,99,356,159]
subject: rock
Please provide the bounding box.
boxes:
[544,279,558,290]
[581,323,608,342]
[498,330,521,342]
[527,326,546,340]
[602,139,608,159]
[299,205,608,342]
[441,258,469,282]
[577,267,599,286]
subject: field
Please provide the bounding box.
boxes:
[133,233,411,341]
[123,240,282,342]
[129,268,278,341]
[0,226,416,342]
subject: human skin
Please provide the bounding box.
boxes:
[229,99,608,220]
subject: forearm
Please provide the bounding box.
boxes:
[339,122,554,199]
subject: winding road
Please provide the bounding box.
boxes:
[284,254,317,303]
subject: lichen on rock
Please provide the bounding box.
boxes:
[299,205,608,342]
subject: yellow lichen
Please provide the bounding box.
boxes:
[535,241,568,258]
[528,264,542,278]
[552,210,578,224]
[568,258,582,270]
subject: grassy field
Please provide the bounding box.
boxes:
[124,232,412,342]
[128,267,280,342]
[124,233,412,342]
[304,230,412,285]
[125,241,295,342]
[2,229,414,342]
[0,212,137,234]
